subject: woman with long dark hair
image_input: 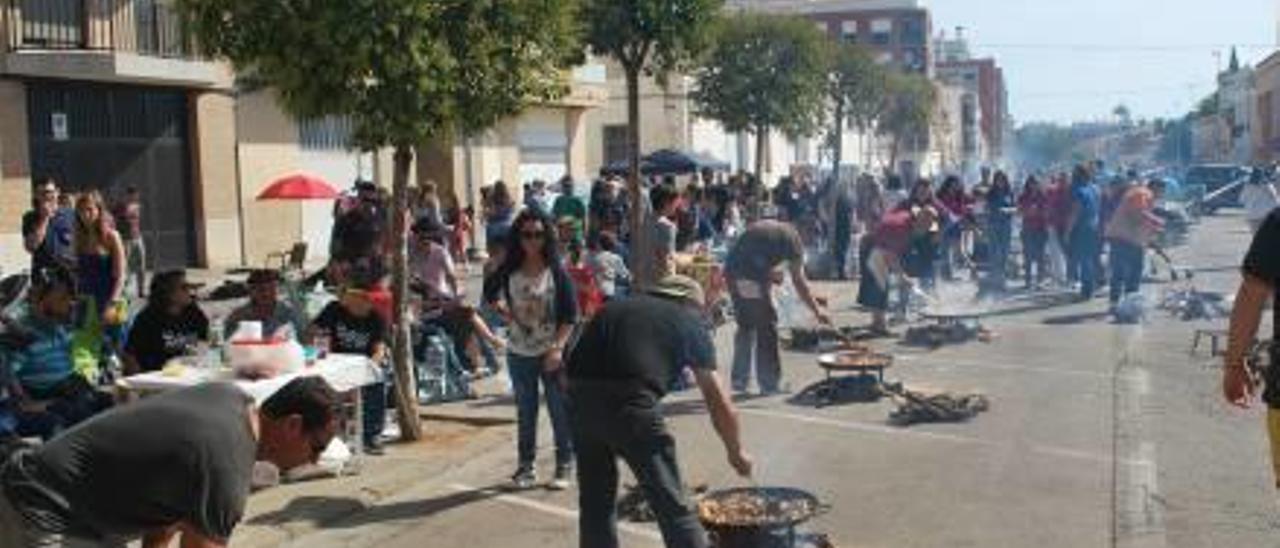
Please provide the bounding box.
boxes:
[483,209,578,490]
[986,171,1015,293]
[1018,175,1050,289]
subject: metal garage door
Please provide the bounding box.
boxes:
[517,112,568,184]
[27,81,196,269]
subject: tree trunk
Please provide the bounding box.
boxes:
[390,145,423,441]
[889,134,901,177]
[831,98,845,183]
[624,65,649,288]
[753,124,768,220]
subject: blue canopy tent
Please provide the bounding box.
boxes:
[599,149,731,178]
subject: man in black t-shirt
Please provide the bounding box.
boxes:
[1225,209,1280,487]
[123,271,210,375]
[567,275,752,548]
[308,285,389,454]
[21,178,75,272]
[0,377,340,547]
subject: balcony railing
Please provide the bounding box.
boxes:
[6,0,197,59]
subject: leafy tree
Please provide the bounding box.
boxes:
[693,13,830,198]
[179,0,582,439]
[1113,104,1132,127]
[877,72,936,173]
[583,0,722,286]
[827,42,886,180]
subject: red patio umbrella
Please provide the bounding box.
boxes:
[257,173,340,201]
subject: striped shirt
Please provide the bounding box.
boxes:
[12,316,75,392]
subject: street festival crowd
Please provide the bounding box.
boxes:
[0,157,1277,547]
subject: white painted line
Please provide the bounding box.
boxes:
[446,483,663,542]
[738,407,1152,468]
[895,354,1134,381]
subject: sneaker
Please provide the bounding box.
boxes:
[511,468,537,490]
[363,439,386,456]
[548,465,572,491]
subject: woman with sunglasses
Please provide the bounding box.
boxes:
[484,209,578,490]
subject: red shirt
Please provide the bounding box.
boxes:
[1046,182,1072,232]
[1018,189,1049,231]
[871,210,914,257]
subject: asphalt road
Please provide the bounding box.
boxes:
[277,211,1277,548]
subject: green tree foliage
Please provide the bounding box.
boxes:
[827,42,887,177]
[877,72,936,170]
[178,0,582,439]
[693,13,831,185]
[582,0,722,286]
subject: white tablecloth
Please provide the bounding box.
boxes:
[118,354,382,402]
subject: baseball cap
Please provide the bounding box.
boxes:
[647,274,705,307]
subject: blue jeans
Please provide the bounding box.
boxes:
[362,381,388,446]
[988,224,1012,290]
[1069,228,1100,298]
[509,353,573,469]
[1109,240,1145,305]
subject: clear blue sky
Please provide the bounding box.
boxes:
[928,0,1277,125]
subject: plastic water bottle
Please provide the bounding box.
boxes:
[314,328,331,359]
[208,319,226,369]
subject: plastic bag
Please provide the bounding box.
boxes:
[775,272,813,330]
[1114,293,1148,324]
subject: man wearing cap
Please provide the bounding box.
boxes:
[567,274,753,548]
[724,220,831,394]
[223,270,301,340]
[0,376,340,547]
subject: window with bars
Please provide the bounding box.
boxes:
[603,125,630,166]
[298,116,353,150]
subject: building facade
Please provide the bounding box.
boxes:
[581,0,944,185]
[934,31,1008,172]
[0,0,239,273]
[0,2,606,273]
[730,0,932,75]
[1216,52,1255,165]
[1252,50,1280,163]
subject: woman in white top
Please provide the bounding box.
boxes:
[1242,170,1280,233]
[483,209,578,490]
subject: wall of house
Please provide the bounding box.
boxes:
[0,80,31,274]
[235,90,304,268]
[192,92,242,268]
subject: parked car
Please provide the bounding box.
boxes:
[1184,164,1250,214]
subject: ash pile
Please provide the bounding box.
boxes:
[882,382,990,426]
[1158,287,1229,321]
[903,322,994,347]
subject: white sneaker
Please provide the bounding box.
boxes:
[548,466,572,491]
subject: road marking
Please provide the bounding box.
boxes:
[737,407,1152,468]
[896,354,1134,381]
[446,483,663,543]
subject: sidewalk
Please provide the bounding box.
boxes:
[234,408,510,546]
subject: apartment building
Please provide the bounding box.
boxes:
[0,1,606,271]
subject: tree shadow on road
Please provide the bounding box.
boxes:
[1041,311,1112,325]
[248,489,502,530]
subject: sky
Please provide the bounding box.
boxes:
[927,0,1277,125]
